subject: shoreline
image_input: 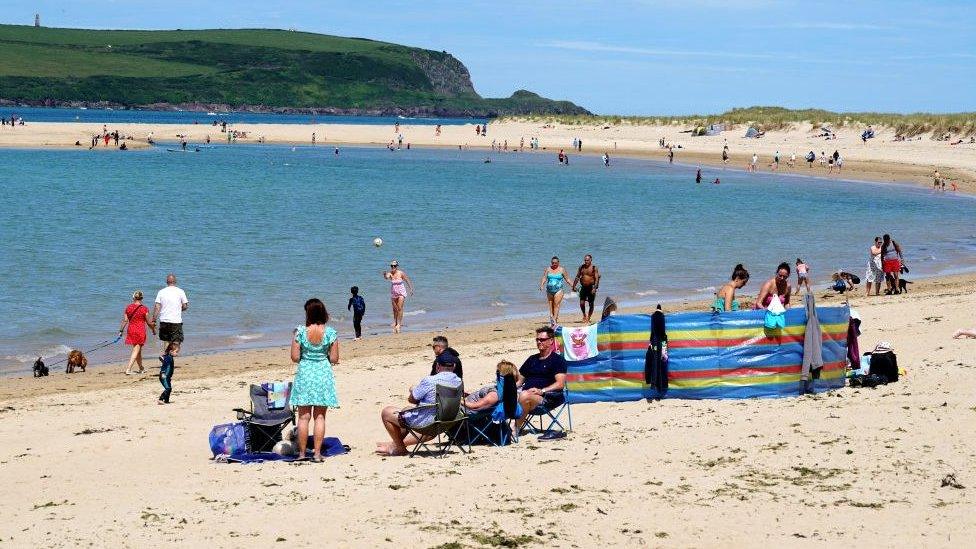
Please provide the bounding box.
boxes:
[2,120,974,195]
[4,270,976,402]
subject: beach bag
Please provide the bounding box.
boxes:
[870,351,898,383]
[209,422,249,457]
[764,295,786,329]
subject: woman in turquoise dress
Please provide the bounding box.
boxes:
[290,298,340,462]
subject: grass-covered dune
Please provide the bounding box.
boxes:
[504,106,976,138]
[0,25,589,117]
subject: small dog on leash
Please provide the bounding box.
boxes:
[898,279,913,293]
[33,357,49,377]
[65,350,88,374]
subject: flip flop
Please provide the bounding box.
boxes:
[538,431,567,441]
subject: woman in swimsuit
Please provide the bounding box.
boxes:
[383,260,414,334]
[712,264,750,313]
[539,256,571,327]
[755,262,793,310]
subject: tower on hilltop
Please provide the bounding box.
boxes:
[34,13,40,27]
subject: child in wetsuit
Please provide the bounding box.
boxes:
[158,342,176,404]
[348,286,366,340]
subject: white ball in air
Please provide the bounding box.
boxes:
[373,237,383,247]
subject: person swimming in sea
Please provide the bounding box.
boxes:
[712,264,750,312]
[540,256,572,327]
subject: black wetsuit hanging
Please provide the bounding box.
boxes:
[645,306,668,399]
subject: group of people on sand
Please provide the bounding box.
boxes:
[711,261,804,313]
[117,274,188,404]
[865,234,907,296]
[540,255,601,326]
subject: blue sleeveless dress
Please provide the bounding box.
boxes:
[291,325,340,408]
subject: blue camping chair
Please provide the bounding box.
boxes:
[466,373,520,447]
[520,387,572,438]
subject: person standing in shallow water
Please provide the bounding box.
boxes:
[540,256,572,327]
[383,260,413,333]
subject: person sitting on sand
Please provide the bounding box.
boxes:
[755,262,792,310]
[515,327,567,431]
[376,352,462,456]
[429,335,463,379]
[953,327,976,339]
[712,264,749,312]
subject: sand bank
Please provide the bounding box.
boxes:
[2,120,974,194]
[1,273,974,546]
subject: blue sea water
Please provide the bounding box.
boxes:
[1,144,974,375]
[0,106,483,126]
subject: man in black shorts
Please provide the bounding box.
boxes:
[572,254,601,323]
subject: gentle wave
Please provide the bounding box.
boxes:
[695,286,717,293]
[403,309,427,317]
[233,333,264,341]
[4,344,73,363]
[490,300,508,307]
[636,289,659,296]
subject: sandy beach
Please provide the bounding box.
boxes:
[2,119,974,194]
[1,272,974,547]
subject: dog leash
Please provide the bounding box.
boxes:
[44,335,122,367]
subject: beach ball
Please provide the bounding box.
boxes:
[373,237,383,247]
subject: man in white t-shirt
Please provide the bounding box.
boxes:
[152,273,189,354]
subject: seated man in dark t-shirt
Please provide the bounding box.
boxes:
[517,326,567,429]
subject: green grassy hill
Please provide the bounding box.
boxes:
[0,25,589,117]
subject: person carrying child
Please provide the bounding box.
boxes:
[158,341,176,405]
[347,286,366,340]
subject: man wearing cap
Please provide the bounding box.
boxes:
[429,335,463,379]
[377,352,462,456]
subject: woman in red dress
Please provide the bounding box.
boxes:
[118,290,156,375]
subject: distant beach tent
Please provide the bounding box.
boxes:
[744,126,762,138]
[560,307,850,403]
[705,123,724,136]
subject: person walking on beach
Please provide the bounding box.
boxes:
[152,274,188,355]
[881,234,905,294]
[290,298,340,462]
[795,258,811,295]
[668,147,675,164]
[383,260,413,333]
[722,145,729,164]
[572,254,601,324]
[865,236,884,296]
[750,153,758,172]
[119,290,156,375]
[540,256,572,327]
[347,286,366,340]
[158,341,176,404]
[312,132,316,145]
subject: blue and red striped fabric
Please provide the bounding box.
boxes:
[561,306,849,402]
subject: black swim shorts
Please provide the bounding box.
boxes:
[158,322,184,343]
[578,284,596,305]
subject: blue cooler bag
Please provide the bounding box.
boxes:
[209,422,249,457]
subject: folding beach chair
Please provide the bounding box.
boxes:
[401,384,469,458]
[520,388,573,439]
[233,382,295,453]
[467,373,519,447]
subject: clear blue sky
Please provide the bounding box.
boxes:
[3,0,973,115]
